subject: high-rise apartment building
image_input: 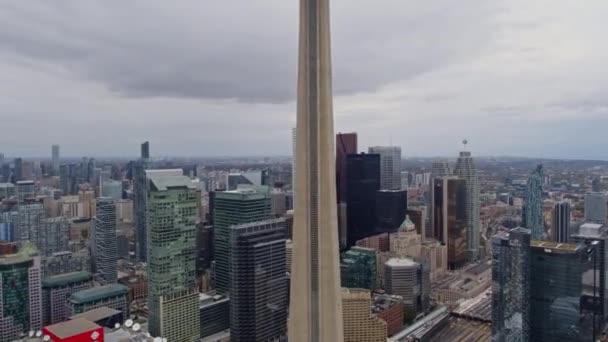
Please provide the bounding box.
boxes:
[147,175,199,341]
[52,145,60,175]
[213,186,271,294]
[341,246,377,290]
[384,258,430,321]
[552,201,571,243]
[491,227,531,342]
[585,192,607,224]
[229,219,288,341]
[0,243,42,342]
[94,197,117,284]
[346,153,380,247]
[453,150,481,261]
[376,189,407,233]
[432,176,467,269]
[341,288,387,342]
[530,241,595,341]
[336,132,358,203]
[368,146,401,190]
[289,0,345,340]
[523,165,544,240]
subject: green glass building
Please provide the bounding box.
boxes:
[147,175,200,341]
[341,246,377,290]
[213,186,271,294]
[0,243,42,342]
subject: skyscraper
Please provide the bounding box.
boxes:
[431,176,467,269]
[341,246,377,290]
[229,219,288,342]
[368,146,401,190]
[0,243,42,342]
[94,197,117,284]
[147,175,199,341]
[290,0,344,340]
[384,258,430,320]
[453,150,480,261]
[376,189,407,234]
[213,186,271,294]
[134,142,150,262]
[491,227,531,342]
[336,132,357,203]
[585,192,607,224]
[292,127,297,197]
[523,165,544,240]
[141,141,150,160]
[346,153,380,247]
[51,145,60,175]
[430,159,451,179]
[13,157,23,182]
[552,201,571,243]
[529,241,595,341]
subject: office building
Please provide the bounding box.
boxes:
[16,180,35,202]
[376,189,407,233]
[453,150,481,261]
[213,186,271,294]
[430,159,451,180]
[141,141,150,159]
[0,182,15,199]
[336,132,358,203]
[13,157,22,182]
[385,258,430,321]
[147,175,200,341]
[491,227,531,342]
[341,288,387,342]
[229,219,288,341]
[271,188,287,217]
[585,192,607,224]
[346,153,380,247]
[42,271,93,324]
[0,243,42,342]
[372,293,404,337]
[523,165,544,240]
[41,250,91,278]
[68,284,128,316]
[368,146,401,190]
[200,292,230,339]
[571,223,608,324]
[432,176,468,269]
[552,201,571,243]
[289,0,344,340]
[530,241,595,341]
[133,158,148,262]
[52,145,60,175]
[94,197,117,284]
[341,246,377,290]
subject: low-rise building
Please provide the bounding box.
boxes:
[68,284,129,317]
[42,271,93,324]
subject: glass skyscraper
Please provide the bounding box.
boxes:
[229,218,288,341]
[432,176,467,270]
[213,186,271,295]
[341,246,377,290]
[492,227,531,342]
[346,153,380,247]
[147,175,199,341]
[523,164,544,240]
[453,151,480,261]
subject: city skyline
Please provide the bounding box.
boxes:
[2,1,608,159]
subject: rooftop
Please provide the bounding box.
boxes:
[70,306,121,322]
[465,263,491,276]
[531,241,582,252]
[45,318,100,338]
[385,257,417,268]
[69,284,128,304]
[42,271,92,288]
[144,169,183,177]
[149,175,196,191]
[575,223,607,238]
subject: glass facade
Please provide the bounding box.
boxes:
[523,165,544,240]
[341,246,377,290]
[433,177,468,270]
[213,187,271,294]
[346,153,381,247]
[530,241,596,341]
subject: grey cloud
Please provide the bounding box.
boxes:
[0,0,498,103]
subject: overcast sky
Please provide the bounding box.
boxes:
[1,1,607,159]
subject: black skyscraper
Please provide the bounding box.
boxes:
[376,189,408,233]
[346,153,380,247]
[141,141,150,160]
[13,158,22,182]
[230,218,288,342]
